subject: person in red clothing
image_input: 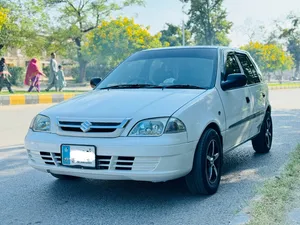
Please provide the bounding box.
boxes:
[24,58,46,92]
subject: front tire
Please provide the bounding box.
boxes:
[252,110,273,153]
[185,129,223,195]
[50,173,80,180]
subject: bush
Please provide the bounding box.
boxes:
[8,66,25,86]
[42,66,50,78]
[71,66,81,83]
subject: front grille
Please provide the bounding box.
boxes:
[57,120,129,133]
[115,156,135,170]
[97,155,112,170]
[56,118,131,138]
[28,151,160,172]
[27,150,61,166]
[97,156,135,170]
[58,121,120,133]
[60,127,116,133]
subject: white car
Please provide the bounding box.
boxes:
[25,46,272,195]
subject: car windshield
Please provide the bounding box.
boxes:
[97,48,218,90]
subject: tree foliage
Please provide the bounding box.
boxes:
[0,0,49,57]
[87,17,164,68]
[181,0,232,46]
[279,14,300,78]
[159,23,192,46]
[43,0,144,82]
[241,42,294,81]
[0,7,8,30]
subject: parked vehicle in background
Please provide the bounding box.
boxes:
[25,46,272,195]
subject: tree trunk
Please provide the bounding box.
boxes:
[267,73,271,82]
[79,60,87,83]
[278,71,283,84]
[295,60,300,78]
[74,37,87,83]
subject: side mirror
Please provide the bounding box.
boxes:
[221,73,247,91]
[90,77,102,89]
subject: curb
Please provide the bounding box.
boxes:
[0,93,80,106]
[0,86,300,106]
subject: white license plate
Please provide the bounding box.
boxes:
[61,145,96,168]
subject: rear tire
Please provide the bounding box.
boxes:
[185,129,223,195]
[50,173,80,180]
[252,110,273,153]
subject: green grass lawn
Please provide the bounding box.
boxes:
[246,145,300,225]
[268,82,300,88]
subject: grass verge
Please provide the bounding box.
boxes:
[268,83,300,89]
[246,144,300,225]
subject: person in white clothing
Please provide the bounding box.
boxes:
[45,52,58,91]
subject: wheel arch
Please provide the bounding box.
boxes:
[200,122,223,147]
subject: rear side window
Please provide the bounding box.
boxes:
[236,53,260,84]
[224,54,241,79]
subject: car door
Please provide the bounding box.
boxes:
[235,52,266,138]
[218,51,252,152]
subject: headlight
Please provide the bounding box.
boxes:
[31,115,51,132]
[128,117,186,137]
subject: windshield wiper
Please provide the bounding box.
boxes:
[163,84,205,89]
[100,84,162,90]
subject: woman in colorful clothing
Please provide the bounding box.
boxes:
[24,58,46,92]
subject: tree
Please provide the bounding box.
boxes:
[181,0,233,46]
[0,0,49,57]
[237,18,267,43]
[241,42,294,82]
[44,0,144,82]
[159,23,192,46]
[87,17,164,69]
[0,7,8,30]
[280,14,300,79]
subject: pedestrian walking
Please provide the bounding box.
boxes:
[45,52,58,91]
[57,65,66,91]
[0,58,14,93]
[24,58,46,93]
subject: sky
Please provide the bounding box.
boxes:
[117,0,300,47]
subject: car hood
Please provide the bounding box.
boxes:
[42,89,206,120]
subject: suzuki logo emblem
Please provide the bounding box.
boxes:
[80,121,92,133]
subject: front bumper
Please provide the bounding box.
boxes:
[25,131,197,182]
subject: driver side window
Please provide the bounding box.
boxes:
[224,54,241,80]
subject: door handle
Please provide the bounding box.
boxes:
[246,97,250,104]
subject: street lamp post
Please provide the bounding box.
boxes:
[182,2,185,46]
[182,20,185,46]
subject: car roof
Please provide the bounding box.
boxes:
[141,46,247,54]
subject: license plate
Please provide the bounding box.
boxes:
[61,145,96,168]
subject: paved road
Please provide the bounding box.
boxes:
[1,89,300,225]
